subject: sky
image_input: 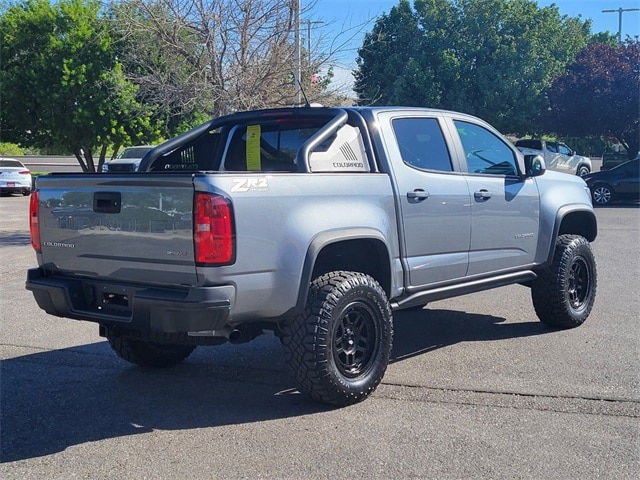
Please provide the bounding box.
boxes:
[306,0,640,91]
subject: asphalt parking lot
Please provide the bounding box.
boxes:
[0,193,638,479]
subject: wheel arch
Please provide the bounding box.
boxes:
[546,206,597,264]
[295,229,392,311]
[576,162,591,176]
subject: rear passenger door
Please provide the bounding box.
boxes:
[449,118,540,276]
[615,160,640,198]
[378,112,471,288]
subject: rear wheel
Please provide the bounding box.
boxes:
[577,165,590,177]
[281,271,393,406]
[591,184,613,205]
[531,235,597,328]
[107,334,195,368]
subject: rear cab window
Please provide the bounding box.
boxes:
[223,120,328,172]
[148,113,369,174]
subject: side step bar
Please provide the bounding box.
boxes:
[391,270,537,311]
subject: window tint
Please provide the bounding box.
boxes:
[454,121,518,176]
[224,122,327,172]
[147,117,334,173]
[392,118,453,172]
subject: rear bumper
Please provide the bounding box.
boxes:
[26,268,234,333]
[0,185,31,194]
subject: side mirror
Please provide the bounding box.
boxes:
[524,154,546,177]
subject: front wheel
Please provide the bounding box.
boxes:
[282,271,393,406]
[531,235,597,328]
[107,335,196,368]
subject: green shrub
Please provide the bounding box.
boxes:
[0,142,24,156]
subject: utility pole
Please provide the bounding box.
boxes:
[293,0,301,105]
[602,7,640,43]
[302,20,324,64]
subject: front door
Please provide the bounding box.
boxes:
[451,119,540,276]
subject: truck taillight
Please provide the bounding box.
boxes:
[194,192,235,266]
[29,191,41,253]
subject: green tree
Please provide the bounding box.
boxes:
[354,0,590,133]
[544,40,640,159]
[0,0,160,171]
[106,1,212,132]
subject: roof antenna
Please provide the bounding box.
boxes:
[293,72,311,108]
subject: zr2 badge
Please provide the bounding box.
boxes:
[231,178,269,193]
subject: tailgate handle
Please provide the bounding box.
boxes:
[93,192,121,214]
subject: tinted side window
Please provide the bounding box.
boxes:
[558,144,572,155]
[392,118,453,172]
[454,121,518,176]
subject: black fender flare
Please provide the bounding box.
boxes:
[294,228,393,312]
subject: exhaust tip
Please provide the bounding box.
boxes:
[228,329,243,344]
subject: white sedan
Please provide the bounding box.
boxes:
[0,158,32,196]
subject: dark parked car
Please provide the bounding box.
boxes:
[583,159,640,206]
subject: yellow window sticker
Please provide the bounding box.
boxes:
[246,125,261,171]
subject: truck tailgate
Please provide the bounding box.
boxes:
[35,174,198,286]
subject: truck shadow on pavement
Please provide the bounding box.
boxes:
[391,308,548,362]
[0,231,31,246]
[1,309,550,462]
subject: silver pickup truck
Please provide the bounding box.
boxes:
[26,107,598,406]
[515,138,592,177]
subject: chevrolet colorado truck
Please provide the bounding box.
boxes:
[26,107,598,406]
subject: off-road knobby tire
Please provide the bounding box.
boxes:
[107,335,196,368]
[281,271,393,406]
[531,235,597,328]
